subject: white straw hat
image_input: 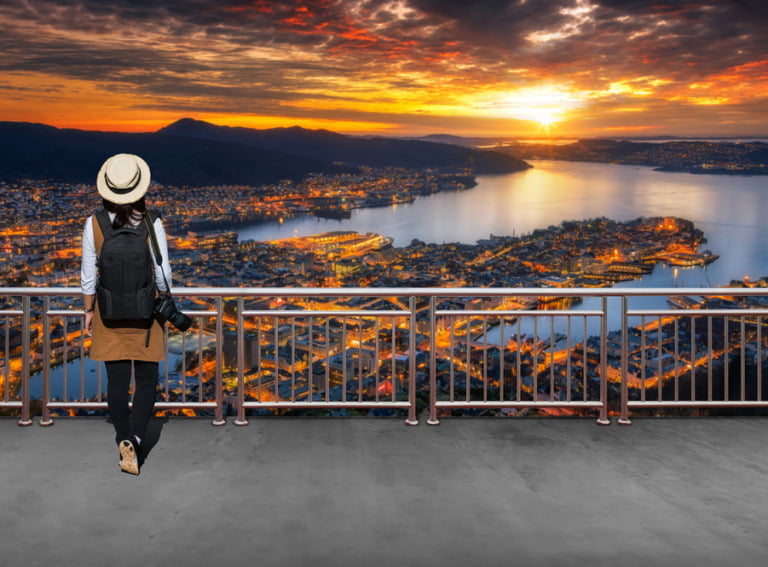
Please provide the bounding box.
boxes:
[96,153,151,204]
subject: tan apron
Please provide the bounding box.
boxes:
[89,215,166,362]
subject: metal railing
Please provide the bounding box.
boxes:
[0,296,30,423]
[427,290,610,425]
[617,288,768,424]
[231,290,420,425]
[3,286,768,426]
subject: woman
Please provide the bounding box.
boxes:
[81,153,172,476]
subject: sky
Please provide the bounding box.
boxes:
[1,0,767,138]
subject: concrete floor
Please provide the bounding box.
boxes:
[2,416,768,566]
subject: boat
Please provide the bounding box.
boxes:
[313,207,351,220]
[667,296,702,309]
[656,251,719,267]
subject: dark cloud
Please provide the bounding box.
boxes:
[1,0,767,134]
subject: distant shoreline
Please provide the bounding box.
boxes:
[489,139,768,177]
[653,166,768,176]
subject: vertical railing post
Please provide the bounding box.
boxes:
[597,295,610,425]
[234,296,248,426]
[39,296,54,426]
[405,295,418,425]
[212,296,226,426]
[427,295,439,425]
[18,295,33,426]
[618,295,632,425]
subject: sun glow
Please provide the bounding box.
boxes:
[525,107,561,127]
[484,85,582,127]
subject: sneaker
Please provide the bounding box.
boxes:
[118,439,140,475]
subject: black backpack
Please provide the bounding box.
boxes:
[95,209,157,322]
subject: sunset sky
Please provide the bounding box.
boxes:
[1,0,767,138]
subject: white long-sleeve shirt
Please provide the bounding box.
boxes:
[81,212,172,295]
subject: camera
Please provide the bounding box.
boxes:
[154,294,193,332]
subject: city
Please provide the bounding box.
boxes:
[2,165,766,423]
[0,169,720,291]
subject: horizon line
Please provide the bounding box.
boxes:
[3,118,768,142]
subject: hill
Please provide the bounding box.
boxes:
[157,118,530,174]
[0,120,530,186]
[0,122,352,186]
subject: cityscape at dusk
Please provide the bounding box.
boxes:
[2,0,768,423]
[1,0,767,137]
[4,2,768,564]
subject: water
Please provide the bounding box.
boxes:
[239,160,768,342]
[30,353,184,401]
[238,160,768,287]
[40,161,765,397]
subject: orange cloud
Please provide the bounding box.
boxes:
[1,0,766,138]
[226,1,274,14]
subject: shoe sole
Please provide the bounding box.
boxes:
[119,440,140,475]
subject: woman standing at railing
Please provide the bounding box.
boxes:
[80,153,172,476]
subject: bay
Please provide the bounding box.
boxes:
[239,160,768,341]
[36,160,767,398]
[238,160,768,288]
[30,352,185,400]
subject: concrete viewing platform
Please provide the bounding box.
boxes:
[2,416,768,566]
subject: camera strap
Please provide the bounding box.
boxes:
[143,212,173,296]
[143,212,174,346]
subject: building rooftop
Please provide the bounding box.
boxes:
[2,416,767,565]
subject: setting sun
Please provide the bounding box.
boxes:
[527,108,561,127]
[481,86,582,127]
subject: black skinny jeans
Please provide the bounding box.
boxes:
[105,360,159,445]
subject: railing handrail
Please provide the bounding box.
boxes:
[4,285,768,427]
[6,285,768,297]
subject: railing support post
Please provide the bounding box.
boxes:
[234,296,248,426]
[404,296,419,425]
[39,297,54,426]
[212,296,226,426]
[17,295,33,426]
[596,296,611,425]
[618,295,632,425]
[427,296,439,425]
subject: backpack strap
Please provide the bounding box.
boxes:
[94,209,114,248]
[94,209,158,254]
[92,213,105,256]
[144,211,163,265]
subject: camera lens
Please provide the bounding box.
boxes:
[169,309,193,332]
[154,295,192,331]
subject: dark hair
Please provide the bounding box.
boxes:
[103,197,146,228]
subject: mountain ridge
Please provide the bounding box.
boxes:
[0,119,531,186]
[156,118,531,173]
[0,121,351,186]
